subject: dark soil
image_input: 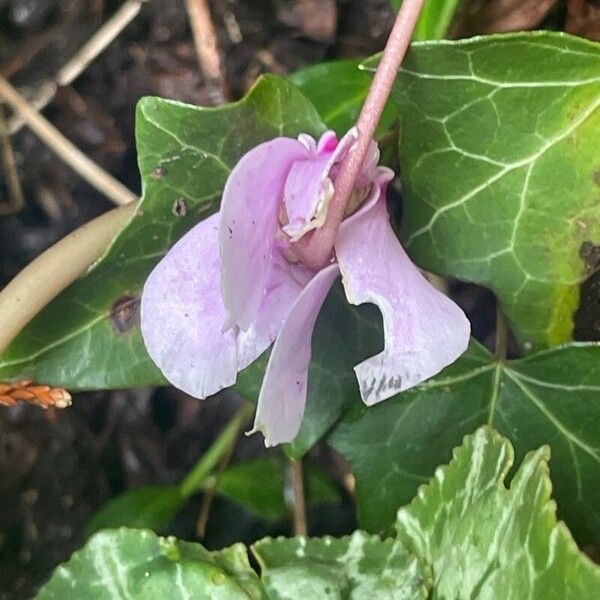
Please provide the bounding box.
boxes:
[0,1,596,598]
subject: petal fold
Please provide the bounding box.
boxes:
[141,214,238,399]
[219,138,308,330]
[335,199,471,406]
[250,264,340,446]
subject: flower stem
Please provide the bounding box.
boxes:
[293,0,427,269]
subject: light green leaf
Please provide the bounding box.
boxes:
[252,531,429,599]
[289,59,396,136]
[396,427,600,599]
[0,75,325,388]
[382,32,600,347]
[329,340,600,543]
[36,529,266,600]
[391,0,461,40]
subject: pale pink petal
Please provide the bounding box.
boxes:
[249,264,340,447]
[282,130,357,241]
[237,249,314,369]
[141,213,238,399]
[335,199,471,406]
[219,138,308,331]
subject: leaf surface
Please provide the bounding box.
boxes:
[330,341,600,543]
[380,32,600,346]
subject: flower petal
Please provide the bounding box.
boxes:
[335,199,471,405]
[141,213,238,398]
[219,138,308,331]
[237,249,314,369]
[250,264,340,447]
[282,130,356,241]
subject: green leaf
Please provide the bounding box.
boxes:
[217,457,339,522]
[253,531,429,599]
[396,427,600,599]
[36,529,266,600]
[391,0,461,40]
[381,32,600,347]
[85,486,183,538]
[329,340,600,543]
[0,75,325,388]
[289,59,396,136]
[38,431,598,599]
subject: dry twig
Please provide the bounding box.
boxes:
[184,0,227,103]
[0,105,24,216]
[0,75,136,206]
[290,459,308,536]
[9,0,146,134]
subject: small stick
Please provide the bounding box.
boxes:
[293,0,427,269]
[9,0,145,134]
[0,75,137,206]
[57,0,145,86]
[0,202,137,354]
[0,105,24,215]
[184,0,227,102]
[290,459,308,536]
[495,300,509,362]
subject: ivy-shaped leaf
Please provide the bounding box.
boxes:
[380,32,600,347]
[38,430,598,599]
[252,531,429,599]
[396,427,600,599]
[36,529,265,600]
[0,75,324,388]
[330,341,600,543]
[289,59,396,136]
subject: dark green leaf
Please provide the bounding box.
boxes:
[85,486,183,538]
[379,32,600,347]
[396,427,600,599]
[0,76,325,388]
[289,59,396,136]
[36,529,266,600]
[217,457,339,522]
[329,340,600,543]
[253,531,429,599]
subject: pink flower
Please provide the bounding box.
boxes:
[141,130,470,446]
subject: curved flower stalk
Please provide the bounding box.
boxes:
[141,130,470,446]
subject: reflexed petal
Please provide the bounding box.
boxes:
[282,130,356,241]
[237,249,314,369]
[250,264,340,447]
[220,138,308,331]
[335,199,471,405]
[141,214,238,398]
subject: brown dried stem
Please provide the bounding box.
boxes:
[184,0,227,103]
[0,75,136,206]
[8,0,146,134]
[290,458,308,536]
[0,105,24,215]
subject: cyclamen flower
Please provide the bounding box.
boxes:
[141,130,470,446]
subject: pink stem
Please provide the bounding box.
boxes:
[292,0,427,270]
